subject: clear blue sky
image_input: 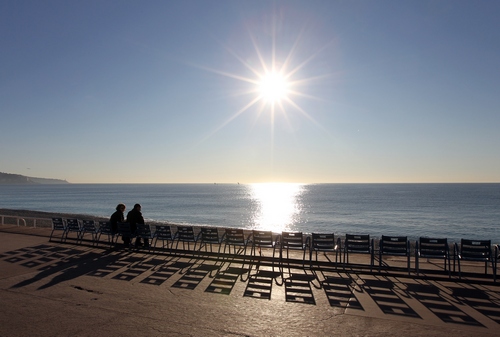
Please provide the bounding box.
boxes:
[1,0,499,183]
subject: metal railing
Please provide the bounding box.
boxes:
[0,214,53,228]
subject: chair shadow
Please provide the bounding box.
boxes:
[171,261,221,290]
[322,275,363,310]
[244,269,281,300]
[284,272,317,305]
[403,282,483,327]
[449,285,500,325]
[206,264,249,295]
[360,277,420,318]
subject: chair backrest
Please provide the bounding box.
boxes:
[52,218,65,230]
[66,218,80,231]
[281,231,304,250]
[117,222,132,236]
[459,239,492,261]
[311,233,336,251]
[380,235,408,256]
[176,226,196,242]
[136,224,152,238]
[81,220,96,232]
[345,234,371,253]
[154,225,174,240]
[252,230,274,248]
[225,228,246,245]
[200,227,220,244]
[418,237,448,258]
[98,221,113,234]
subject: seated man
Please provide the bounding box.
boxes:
[126,203,149,248]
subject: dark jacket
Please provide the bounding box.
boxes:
[126,209,145,226]
[109,210,124,233]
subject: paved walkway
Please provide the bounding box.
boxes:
[1,225,499,336]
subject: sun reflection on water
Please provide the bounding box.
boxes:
[249,183,304,232]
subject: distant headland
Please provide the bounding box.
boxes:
[0,172,69,185]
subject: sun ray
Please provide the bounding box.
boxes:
[280,25,308,75]
[287,89,323,101]
[222,44,264,79]
[289,73,334,86]
[275,98,297,132]
[247,30,270,74]
[197,95,262,144]
[284,39,337,80]
[283,96,325,130]
[192,63,260,85]
[272,17,277,72]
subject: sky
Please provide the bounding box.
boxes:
[1,0,499,184]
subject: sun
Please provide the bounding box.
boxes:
[195,21,331,141]
[258,71,289,103]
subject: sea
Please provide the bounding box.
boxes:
[0,183,499,244]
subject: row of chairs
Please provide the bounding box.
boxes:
[343,235,497,281]
[49,218,497,280]
[50,218,109,244]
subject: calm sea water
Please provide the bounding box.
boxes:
[1,183,499,244]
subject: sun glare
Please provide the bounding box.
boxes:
[259,71,289,103]
[197,19,331,143]
[249,183,304,232]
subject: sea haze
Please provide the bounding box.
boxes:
[0,183,499,244]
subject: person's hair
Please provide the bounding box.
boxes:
[134,203,141,210]
[116,203,126,211]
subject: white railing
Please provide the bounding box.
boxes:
[0,214,52,228]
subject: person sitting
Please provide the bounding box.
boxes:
[109,203,125,235]
[126,203,148,248]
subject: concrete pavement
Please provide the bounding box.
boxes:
[1,225,500,336]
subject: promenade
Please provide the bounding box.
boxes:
[1,224,500,336]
